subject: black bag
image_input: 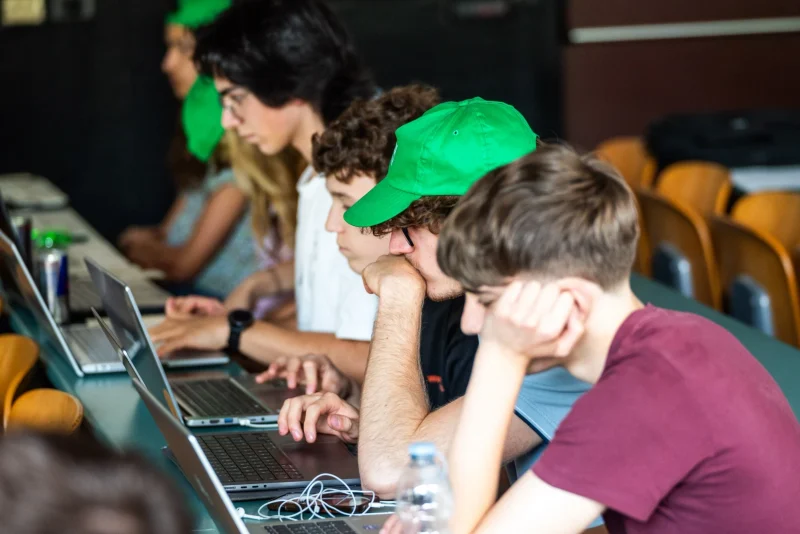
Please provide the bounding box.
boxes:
[645,109,800,170]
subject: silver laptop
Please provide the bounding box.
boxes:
[102,321,361,497]
[87,262,300,427]
[86,257,230,370]
[0,231,123,376]
[130,374,381,534]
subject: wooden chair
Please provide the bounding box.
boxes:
[656,161,732,216]
[595,137,657,189]
[0,334,39,427]
[710,216,800,346]
[731,191,800,250]
[6,389,84,434]
[637,189,721,309]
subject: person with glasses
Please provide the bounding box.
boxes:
[118,0,265,299]
[149,0,380,383]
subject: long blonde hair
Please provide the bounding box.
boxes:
[227,132,306,256]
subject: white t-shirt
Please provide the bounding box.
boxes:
[294,166,378,341]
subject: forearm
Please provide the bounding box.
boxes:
[450,342,528,534]
[239,322,369,379]
[224,261,295,310]
[358,287,429,498]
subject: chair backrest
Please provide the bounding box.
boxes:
[710,216,800,346]
[731,191,800,250]
[5,389,84,434]
[636,189,721,309]
[0,334,39,427]
[656,161,732,216]
[595,137,657,189]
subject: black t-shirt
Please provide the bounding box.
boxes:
[419,295,479,410]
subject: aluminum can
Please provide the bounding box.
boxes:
[35,248,70,324]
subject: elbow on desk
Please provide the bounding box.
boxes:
[359,464,402,500]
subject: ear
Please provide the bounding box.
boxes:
[556,277,602,322]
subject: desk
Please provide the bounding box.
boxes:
[10,274,800,533]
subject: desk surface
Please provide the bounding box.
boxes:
[11,273,800,533]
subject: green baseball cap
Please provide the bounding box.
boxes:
[343,97,537,228]
[166,0,231,29]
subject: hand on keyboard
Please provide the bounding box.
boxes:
[257,354,352,397]
[148,315,229,357]
[278,392,359,445]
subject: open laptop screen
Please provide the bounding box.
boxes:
[85,258,184,419]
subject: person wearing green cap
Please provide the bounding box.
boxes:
[149,0,381,382]
[274,97,601,531]
[118,0,264,298]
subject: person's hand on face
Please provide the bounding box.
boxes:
[481,279,593,362]
[277,392,360,444]
[148,315,229,357]
[362,255,426,297]
[255,354,352,397]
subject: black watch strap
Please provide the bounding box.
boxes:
[227,309,253,353]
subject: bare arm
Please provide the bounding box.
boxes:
[357,257,541,498]
[358,283,429,497]
[150,315,370,383]
[160,195,187,234]
[127,184,249,281]
[240,323,370,383]
[224,260,296,310]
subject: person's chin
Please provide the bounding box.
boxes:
[347,258,366,276]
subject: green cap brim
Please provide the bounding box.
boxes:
[343,179,421,228]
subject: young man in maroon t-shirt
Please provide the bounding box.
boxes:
[418,143,800,534]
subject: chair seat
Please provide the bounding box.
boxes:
[6,389,84,434]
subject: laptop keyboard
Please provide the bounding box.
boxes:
[67,328,115,363]
[199,433,303,484]
[172,379,268,417]
[262,522,356,533]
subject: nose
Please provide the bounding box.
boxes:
[388,228,413,256]
[221,107,241,130]
[460,296,486,335]
[325,205,343,233]
[161,48,176,74]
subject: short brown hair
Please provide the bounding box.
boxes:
[312,84,441,184]
[437,143,639,291]
[0,430,192,534]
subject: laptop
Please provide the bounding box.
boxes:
[85,257,230,370]
[0,231,123,376]
[0,189,170,316]
[99,314,361,496]
[129,374,380,533]
[87,262,299,427]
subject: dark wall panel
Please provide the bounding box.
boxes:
[0,1,178,242]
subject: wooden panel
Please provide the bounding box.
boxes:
[564,33,800,149]
[569,0,800,28]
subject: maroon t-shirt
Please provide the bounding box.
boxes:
[533,305,800,534]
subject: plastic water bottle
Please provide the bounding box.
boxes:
[395,442,453,534]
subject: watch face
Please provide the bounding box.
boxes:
[230,309,253,327]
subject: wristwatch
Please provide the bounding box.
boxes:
[227,309,254,353]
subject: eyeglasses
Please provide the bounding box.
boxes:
[220,89,250,122]
[401,227,414,247]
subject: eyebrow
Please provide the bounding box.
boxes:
[330,192,354,203]
[218,87,241,99]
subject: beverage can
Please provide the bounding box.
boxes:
[35,247,70,324]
